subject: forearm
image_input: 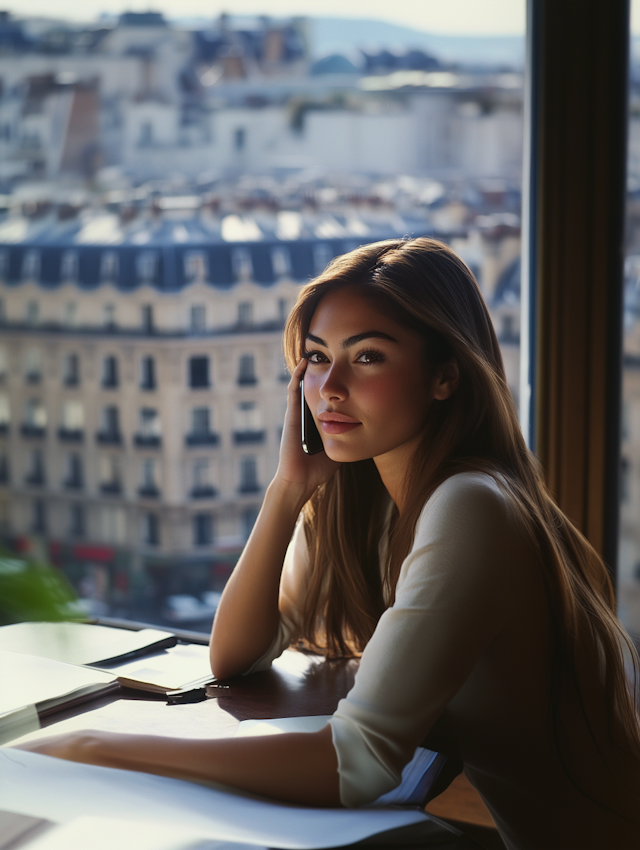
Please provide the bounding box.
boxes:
[27,725,341,808]
[209,478,308,680]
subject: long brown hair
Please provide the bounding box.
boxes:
[282,236,640,784]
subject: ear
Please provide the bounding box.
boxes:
[432,358,459,401]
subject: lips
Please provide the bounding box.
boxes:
[318,411,361,435]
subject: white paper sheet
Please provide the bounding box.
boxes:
[0,651,116,716]
[0,750,430,849]
[100,643,213,691]
[0,622,175,666]
[23,816,265,850]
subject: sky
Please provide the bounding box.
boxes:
[3,0,528,35]
[6,1,640,37]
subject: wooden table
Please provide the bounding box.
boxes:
[40,648,505,850]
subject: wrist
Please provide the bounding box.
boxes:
[267,477,311,516]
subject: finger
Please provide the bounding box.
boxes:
[288,357,307,392]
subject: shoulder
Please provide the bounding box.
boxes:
[414,471,515,543]
[401,471,530,596]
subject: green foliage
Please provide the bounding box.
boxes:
[0,555,80,626]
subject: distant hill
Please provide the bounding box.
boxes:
[172,14,525,70]
[310,18,524,69]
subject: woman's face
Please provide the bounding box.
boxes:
[303,286,451,471]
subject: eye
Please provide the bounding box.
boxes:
[303,350,329,364]
[355,348,385,364]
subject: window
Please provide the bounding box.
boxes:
[0,347,6,380]
[137,408,161,446]
[140,356,156,390]
[101,505,126,543]
[100,455,121,494]
[60,250,79,282]
[98,406,121,443]
[100,252,119,282]
[62,353,80,386]
[313,243,331,275]
[25,301,39,326]
[0,394,9,430]
[191,457,216,498]
[0,250,8,280]
[60,400,84,440]
[237,353,256,385]
[63,302,77,327]
[139,458,159,496]
[69,503,84,538]
[64,453,83,489]
[184,252,208,283]
[22,250,40,281]
[192,406,210,434]
[237,300,253,327]
[190,304,206,332]
[277,298,288,324]
[239,455,259,493]
[102,355,118,388]
[32,499,46,533]
[0,452,9,484]
[24,399,46,431]
[24,348,41,382]
[136,253,158,284]
[189,356,210,388]
[272,247,290,278]
[142,513,159,546]
[234,401,261,433]
[233,251,253,283]
[103,304,116,329]
[193,513,214,546]
[141,304,154,333]
[25,448,45,485]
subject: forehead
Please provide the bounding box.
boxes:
[308,287,403,337]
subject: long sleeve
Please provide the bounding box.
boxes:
[328,473,520,806]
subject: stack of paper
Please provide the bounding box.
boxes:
[0,621,177,665]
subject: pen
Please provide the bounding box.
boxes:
[166,683,230,705]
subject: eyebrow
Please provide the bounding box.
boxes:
[306,330,398,349]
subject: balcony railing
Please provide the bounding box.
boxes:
[190,485,218,499]
[134,434,161,448]
[21,424,46,439]
[63,477,83,490]
[58,427,84,443]
[238,481,261,494]
[233,430,265,445]
[100,481,122,496]
[25,472,46,486]
[185,431,220,447]
[138,484,160,498]
[96,430,123,445]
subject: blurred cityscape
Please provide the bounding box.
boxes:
[0,9,635,637]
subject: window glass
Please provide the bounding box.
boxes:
[189,356,210,388]
[0,5,525,630]
[619,2,640,639]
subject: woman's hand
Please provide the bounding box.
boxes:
[273,359,341,505]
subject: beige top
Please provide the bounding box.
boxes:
[249,472,640,850]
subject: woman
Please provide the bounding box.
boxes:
[17,238,640,849]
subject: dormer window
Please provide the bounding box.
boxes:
[232,249,253,282]
[184,251,208,283]
[272,247,291,278]
[22,250,40,281]
[136,251,158,284]
[61,250,79,282]
[100,251,119,282]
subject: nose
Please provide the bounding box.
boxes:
[319,362,348,402]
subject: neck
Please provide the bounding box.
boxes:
[373,438,421,514]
